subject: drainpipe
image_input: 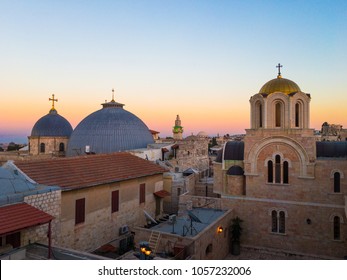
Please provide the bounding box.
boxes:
[48,221,52,259]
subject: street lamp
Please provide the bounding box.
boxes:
[138,241,152,260]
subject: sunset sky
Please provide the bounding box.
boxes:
[1,0,347,141]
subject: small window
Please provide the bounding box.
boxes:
[271,210,277,233]
[268,160,273,183]
[271,210,286,234]
[283,161,289,184]
[295,103,300,127]
[275,155,281,183]
[333,216,340,240]
[75,198,85,225]
[334,172,340,193]
[205,244,213,255]
[279,211,286,233]
[139,183,146,204]
[259,104,263,128]
[59,142,65,152]
[275,103,282,127]
[40,143,45,153]
[111,190,119,213]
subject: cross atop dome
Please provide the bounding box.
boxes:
[49,94,58,113]
[111,88,115,102]
[276,63,283,78]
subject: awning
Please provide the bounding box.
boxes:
[0,203,54,235]
[172,144,179,149]
[161,148,169,153]
[153,190,171,198]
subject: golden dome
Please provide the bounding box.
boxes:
[259,76,301,95]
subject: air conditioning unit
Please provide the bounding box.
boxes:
[119,225,129,235]
[169,214,177,224]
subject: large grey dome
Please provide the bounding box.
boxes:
[66,100,154,156]
[31,109,73,137]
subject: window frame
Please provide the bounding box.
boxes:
[111,190,119,213]
[139,183,146,204]
[75,198,86,225]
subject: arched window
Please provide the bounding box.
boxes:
[275,103,282,127]
[271,210,277,233]
[255,102,263,128]
[59,142,65,152]
[275,155,281,183]
[333,216,340,240]
[40,143,45,153]
[295,103,300,127]
[283,161,289,184]
[271,210,286,234]
[279,211,286,233]
[334,172,340,193]
[268,160,273,183]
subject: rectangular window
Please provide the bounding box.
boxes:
[111,190,119,213]
[139,183,146,204]
[75,198,85,225]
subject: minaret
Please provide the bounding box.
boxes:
[173,114,183,140]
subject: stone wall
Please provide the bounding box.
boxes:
[58,174,164,252]
[23,189,62,246]
[221,196,347,259]
[28,136,69,156]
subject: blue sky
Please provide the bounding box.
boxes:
[1,0,347,138]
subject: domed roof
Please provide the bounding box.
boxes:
[259,74,301,95]
[197,131,208,138]
[31,109,73,137]
[215,141,244,163]
[227,165,244,176]
[66,99,154,156]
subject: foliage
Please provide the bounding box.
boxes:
[230,216,243,242]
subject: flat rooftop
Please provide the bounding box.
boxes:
[150,208,227,237]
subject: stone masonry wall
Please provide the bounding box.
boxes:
[23,190,62,246]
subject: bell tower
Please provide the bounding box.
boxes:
[173,115,183,140]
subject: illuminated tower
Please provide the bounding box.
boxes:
[172,114,183,140]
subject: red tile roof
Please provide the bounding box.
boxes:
[0,203,53,235]
[15,152,167,190]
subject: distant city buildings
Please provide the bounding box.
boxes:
[0,66,346,260]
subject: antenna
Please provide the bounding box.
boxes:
[143,210,158,226]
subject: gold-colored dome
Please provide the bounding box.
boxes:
[259,76,301,95]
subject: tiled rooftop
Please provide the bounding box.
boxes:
[15,152,167,189]
[0,203,53,235]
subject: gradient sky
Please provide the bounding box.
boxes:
[1,0,347,140]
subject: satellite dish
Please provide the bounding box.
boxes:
[143,210,158,224]
[188,210,202,223]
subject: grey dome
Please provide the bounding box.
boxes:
[66,100,154,156]
[31,109,73,137]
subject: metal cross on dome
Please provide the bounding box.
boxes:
[276,63,283,77]
[49,94,58,110]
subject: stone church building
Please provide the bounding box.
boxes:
[214,66,347,258]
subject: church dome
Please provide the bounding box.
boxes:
[66,99,154,156]
[31,109,73,137]
[197,131,208,138]
[259,76,301,95]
